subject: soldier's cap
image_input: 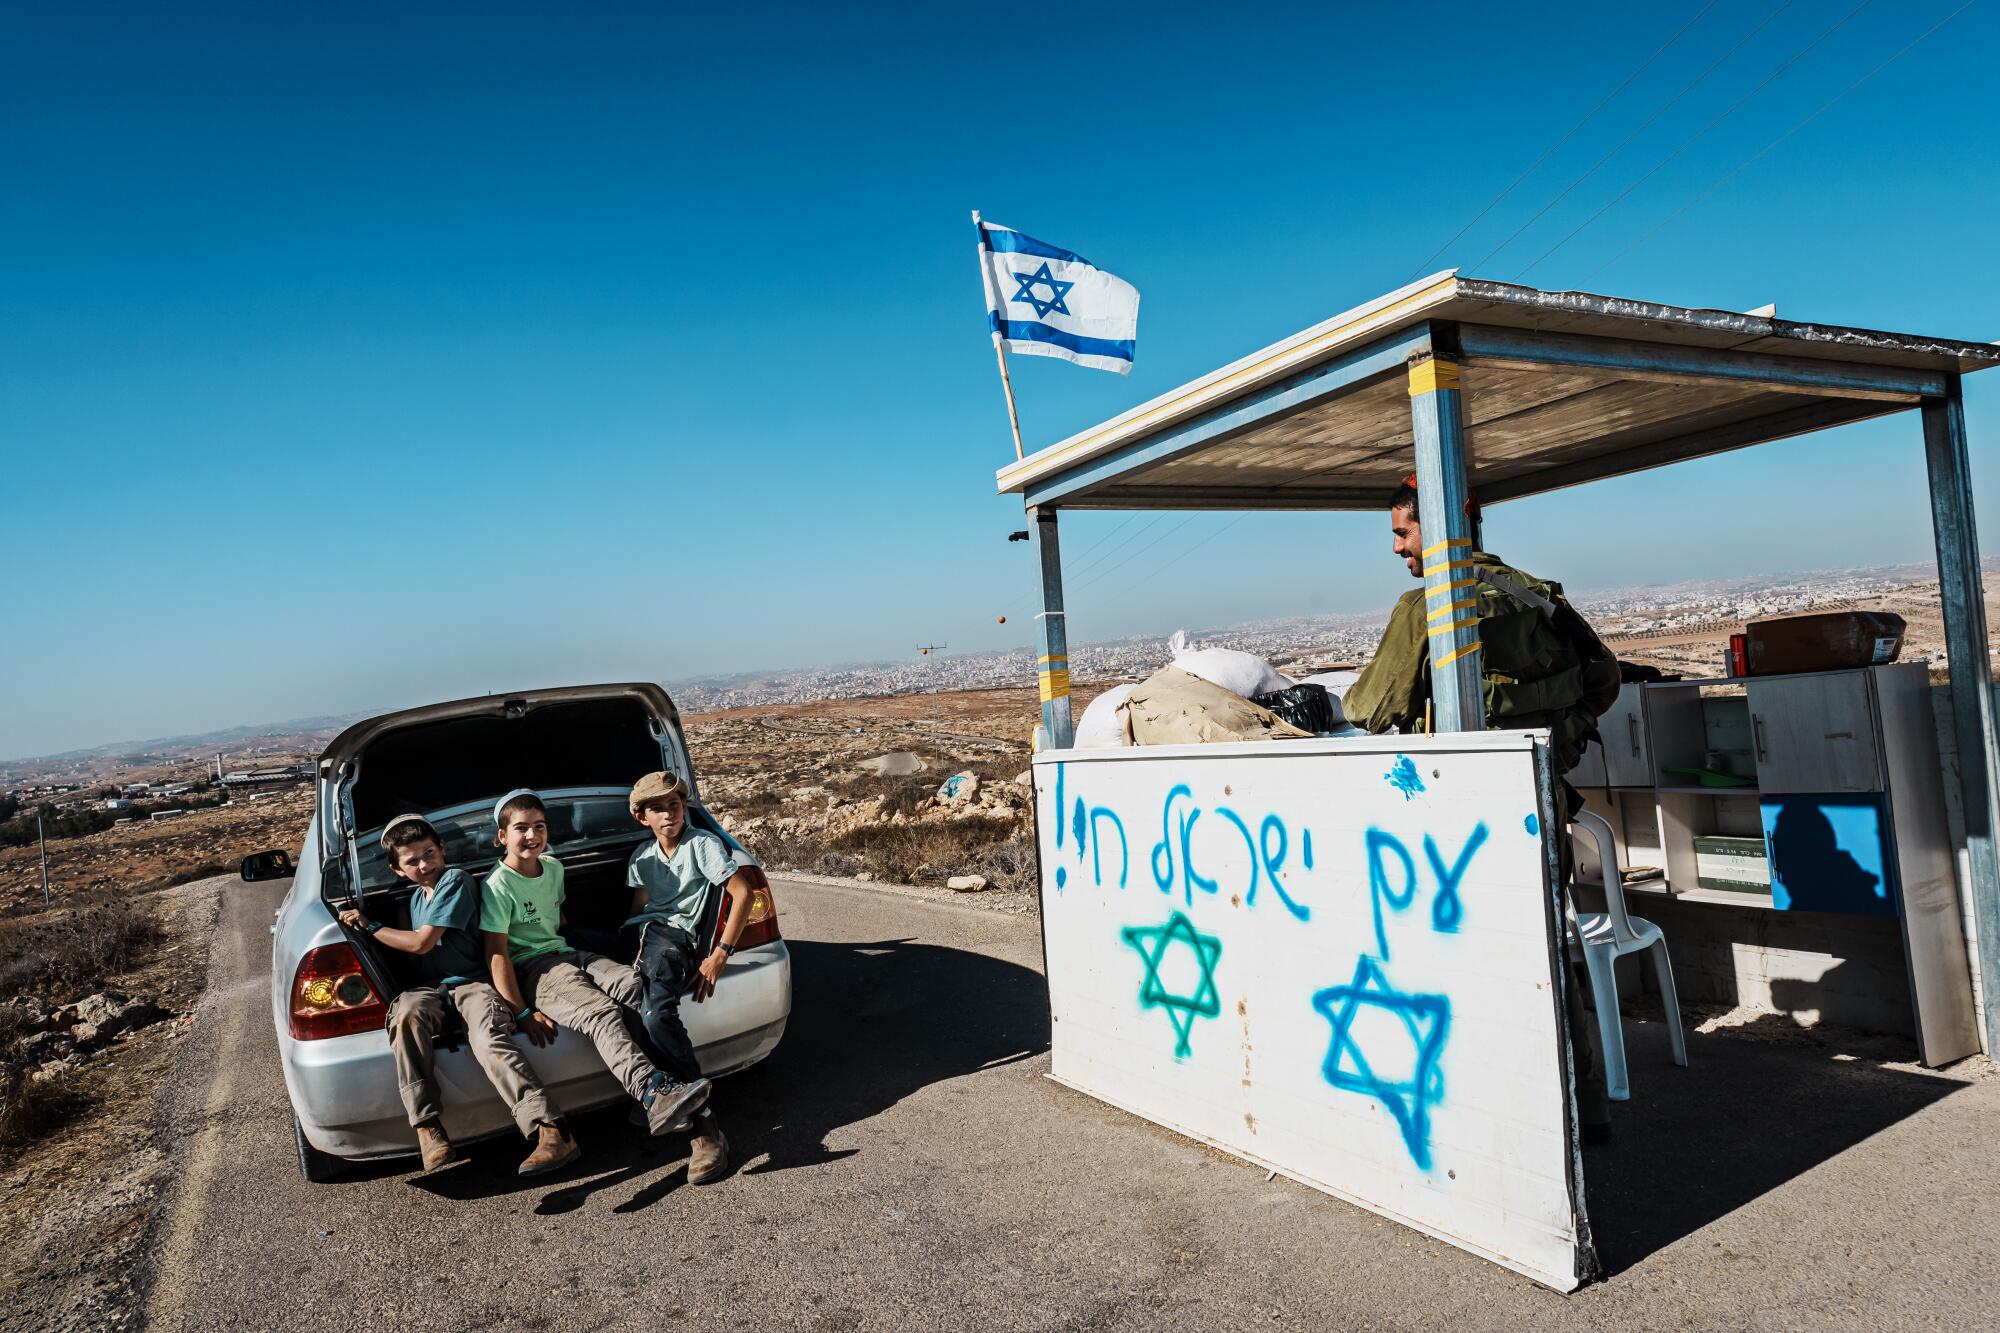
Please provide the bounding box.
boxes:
[629,770,690,816]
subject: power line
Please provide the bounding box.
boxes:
[1059,513,1137,570]
[1469,0,1797,272]
[1407,0,1722,281]
[1516,0,1877,280]
[1076,515,1198,592]
[1585,0,1982,282]
[1133,515,1250,586]
[1068,514,1163,581]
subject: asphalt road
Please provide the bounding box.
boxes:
[145,875,2000,1331]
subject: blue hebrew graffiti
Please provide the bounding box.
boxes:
[1050,761,1129,890]
[1425,822,1485,934]
[1122,911,1223,1058]
[1365,824,1486,955]
[1365,828,1418,959]
[1385,755,1426,800]
[1149,786,1310,920]
[1313,956,1451,1169]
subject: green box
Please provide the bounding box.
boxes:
[1693,834,1770,895]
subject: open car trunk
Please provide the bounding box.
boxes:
[314,683,703,1004]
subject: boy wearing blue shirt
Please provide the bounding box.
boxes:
[341,814,577,1176]
[625,770,754,1184]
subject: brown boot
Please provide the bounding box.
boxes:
[687,1110,729,1186]
[416,1122,463,1173]
[517,1120,580,1177]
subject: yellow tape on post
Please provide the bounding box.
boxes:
[1407,359,1462,397]
[1427,616,1481,639]
[1421,537,1472,558]
[1426,598,1477,621]
[1038,669,1071,703]
[1426,578,1477,599]
[1422,558,1477,576]
[1433,639,1483,668]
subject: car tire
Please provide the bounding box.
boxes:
[293,1115,347,1184]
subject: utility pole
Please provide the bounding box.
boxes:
[37,808,51,905]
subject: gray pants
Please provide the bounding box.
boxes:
[387,981,556,1138]
[514,950,656,1103]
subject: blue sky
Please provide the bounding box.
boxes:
[4,1,1997,759]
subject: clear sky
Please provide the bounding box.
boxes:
[5,1,1997,759]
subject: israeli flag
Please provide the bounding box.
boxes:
[977,220,1139,375]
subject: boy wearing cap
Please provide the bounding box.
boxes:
[340,815,577,1175]
[480,789,713,1141]
[625,771,752,1184]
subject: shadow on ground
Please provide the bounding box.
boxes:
[1582,1012,1964,1273]
[409,935,1050,1211]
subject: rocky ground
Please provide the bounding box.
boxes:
[0,877,221,1332]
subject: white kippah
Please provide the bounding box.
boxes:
[493,788,540,826]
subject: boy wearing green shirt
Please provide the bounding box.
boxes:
[480,789,711,1139]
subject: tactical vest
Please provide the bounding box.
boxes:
[1463,560,1613,770]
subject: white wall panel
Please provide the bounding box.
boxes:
[1033,733,1592,1290]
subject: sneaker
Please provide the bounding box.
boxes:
[517,1121,581,1176]
[416,1123,464,1173]
[641,1072,712,1137]
[687,1109,729,1185]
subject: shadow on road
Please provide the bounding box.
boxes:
[409,934,1049,1210]
[726,936,1050,1174]
[1583,1014,1963,1274]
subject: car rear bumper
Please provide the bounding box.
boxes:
[285,943,790,1161]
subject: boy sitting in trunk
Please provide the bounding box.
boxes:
[624,771,753,1185]
[339,814,577,1175]
[480,789,713,1149]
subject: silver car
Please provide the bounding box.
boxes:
[264,683,791,1181]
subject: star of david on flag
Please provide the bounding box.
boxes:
[976,220,1139,375]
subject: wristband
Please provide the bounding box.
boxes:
[515,1006,535,1023]
[364,919,384,935]
[718,942,737,957]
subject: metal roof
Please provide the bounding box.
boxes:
[995,272,2000,511]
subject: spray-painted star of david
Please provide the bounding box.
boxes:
[1312,955,1451,1169]
[1009,262,1074,318]
[1121,910,1222,1058]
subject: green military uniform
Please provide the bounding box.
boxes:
[1344,550,1620,771]
[1347,549,1621,1132]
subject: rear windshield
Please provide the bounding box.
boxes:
[357,790,641,889]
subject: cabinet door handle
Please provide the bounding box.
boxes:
[1628,716,1642,755]
[1753,714,1768,762]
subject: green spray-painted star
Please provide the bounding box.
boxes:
[1121,911,1223,1058]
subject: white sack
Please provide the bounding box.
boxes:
[1074,683,1138,748]
[1166,629,1290,699]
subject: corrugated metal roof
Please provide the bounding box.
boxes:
[995,273,2000,510]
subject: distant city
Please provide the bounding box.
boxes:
[4,558,1989,778]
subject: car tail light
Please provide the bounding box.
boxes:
[717,866,782,951]
[289,943,388,1040]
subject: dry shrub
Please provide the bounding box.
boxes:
[0,899,161,999]
[828,821,1037,891]
[0,1060,83,1158]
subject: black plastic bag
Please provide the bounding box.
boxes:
[1252,683,1338,735]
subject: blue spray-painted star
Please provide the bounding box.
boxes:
[1312,956,1451,1169]
[1009,262,1074,319]
[1121,911,1222,1058]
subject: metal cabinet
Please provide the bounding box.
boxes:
[1747,671,1884,794]
[1597,683,1651,787]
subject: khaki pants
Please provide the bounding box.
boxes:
[387,981,556,1138]
[514,950,656,1102]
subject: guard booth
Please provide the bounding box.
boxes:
[996,272,2000,1290]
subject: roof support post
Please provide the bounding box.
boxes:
[1409,328,1482,733]
[1924,379,2000,1056]
[1029,505,1075,749]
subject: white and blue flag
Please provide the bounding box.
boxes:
[976,220,1139,375]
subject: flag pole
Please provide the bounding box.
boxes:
[972,210,1026,461]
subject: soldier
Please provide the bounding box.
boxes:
[1345,474,1621,1140]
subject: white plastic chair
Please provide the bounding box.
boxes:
[1568,808,1688,1101]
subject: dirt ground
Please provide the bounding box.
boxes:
[0,877,222,1332]
[0,789,313,914]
